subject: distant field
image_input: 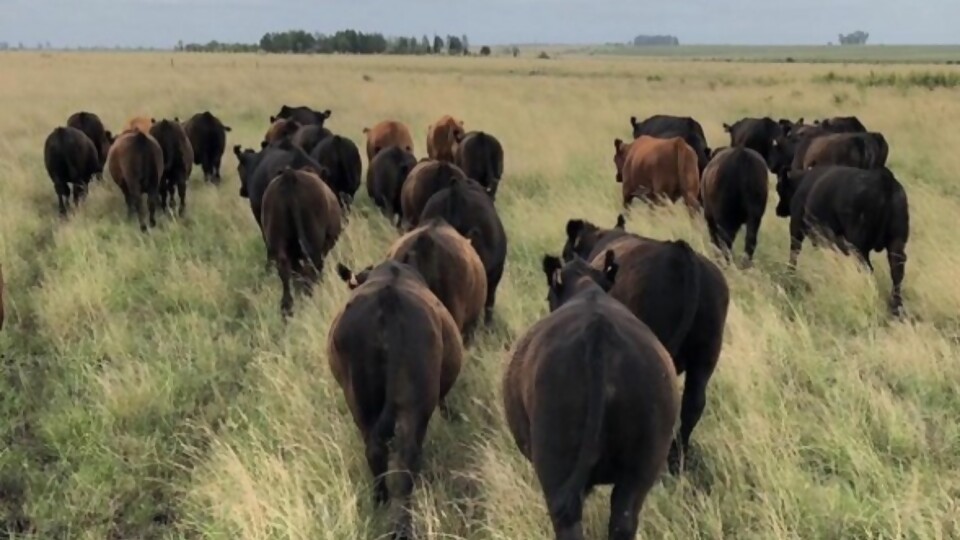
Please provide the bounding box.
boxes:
[520,44,960,64]
[1,52,959,539]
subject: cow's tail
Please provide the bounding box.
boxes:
[278,169,324,272]
[367,280,403,493]
[129,131,160,191]
[550,315,609,524]
[664,240,701,357]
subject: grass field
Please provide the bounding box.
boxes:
[1,52,959,539]
[561,45,960,64]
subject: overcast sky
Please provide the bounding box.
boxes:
[0,0,956,48]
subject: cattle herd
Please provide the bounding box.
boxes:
[35,103,910,540]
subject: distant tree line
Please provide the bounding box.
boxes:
[838,31,869,45]
[633,34,680,46]
[176,30,476,55]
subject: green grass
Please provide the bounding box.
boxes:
[0,52,959,539]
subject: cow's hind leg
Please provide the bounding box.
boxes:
[391,412,430,540]
[888,241,907,316]
[277,253,294,318]
[607,475,653,540]
[54,180,70,216]
[744,213,762,263]
[669,329,723,475]
[177,176,187,216]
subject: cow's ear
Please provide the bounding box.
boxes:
[542,255,563,288]
[565,219,584,243]
[615,214,626,229]
[323,109,332,118]
[629,116,638,127]
[174,116,180,123]
[233,144,242,157]
[797,117,805,125]
[602,250,618,286]
[224,125,232,132]
[614,138,623,151]
[269,116,277,123]
[723,123,732,132]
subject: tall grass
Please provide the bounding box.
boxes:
[1,52,959,539]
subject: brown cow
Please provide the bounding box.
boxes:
[385,219,487,339]
[122,116,154,134]
[563,216,730,474]
[504,254,678,540]
[802,132,889,170]
[264,118,302,145]
[149,118,194,216]
[701,147,769,262]
[330,259,463,540]
[426,115,464,162]
[260,168,342,317]
[363,120,414,161]
[398,159,471,229]
[106,130,164,232]
[613,136,700,211]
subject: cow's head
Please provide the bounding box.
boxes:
[543,251,618,312]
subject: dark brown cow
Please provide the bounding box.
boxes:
[701,147,769,262]
[363,120,415,161]
[264,118,302,145]
[563,217,729,473]
[260,168,342,316]
[66,111,112,180]
[292,124,333,154]
[454,130,504,199]
[150,118,194,216]
[398,159,470,229]
[802,132,889,170]
[367,146,418,226]
[613,136,700,210]
[107,130,164,232]
[775,165,909,315]
[183,111,231,185]
[426,115,464,162]
[310,134,363,209]
[504,254,678,540]
[815,116,868,133]
[43,126,101,215]
[420,178,507,323]
[329,259,463,540]
[385,219,487,338]
[273,105,331,127]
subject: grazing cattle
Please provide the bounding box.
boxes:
[722,116,782,168]
[420,178,507,323]
[504,254,678,540]
[454,131,505,199]
[398,159,471,229]
[310,135,362,209]
[563,217,729,473]
[775,165,909,315]
[330,259,463,540]
[66,111,112,180]
[264,118,302,145]
[613,136,700,210]
[106,130,164,232]
[123,116,153,134]
[273,105,331,127]
[234,140,327,231]
[149,118,194,216]
[802,132,889,170]
[182,111,231,184]
[768,125,828,181]
[630,114,711,173]
[367,146,418,225]
[363,120,415,161]
[426,115,464,163]
[385,219,487,338]
[815,116,868,133]
[261,168,342,316]
[292,124,333,154]
[43,126,101,215]
[701,147,769,261]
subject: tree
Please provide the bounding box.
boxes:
[433,35,444,54]
[447,35,462,55]
[838,30,869,45]
[461,34,470,55]
[632,34,679,46]
[480,45,491,56]
[512,46,520,58]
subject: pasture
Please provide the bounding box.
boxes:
[1,52,959,539]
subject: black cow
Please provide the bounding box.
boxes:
[722,116,782,169]
[801,132,889,170]
[367,145,418,226]
[454,131,505,199]
[563,217,729,473]
[815,116,868,133]
[66,111,112,180]
[234,140,327,231]
[273,105,331,127]
[775,165,909,315]
[43,126,101,215]
[149,118,194,216]
[701,147,769,262]
[630,114,711,173]
[504,254,678,540]
[292,124,333,154]
[331,259,463,540]
[419,177,507,323]
[310,135,362,209]
[183,111,232,185]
